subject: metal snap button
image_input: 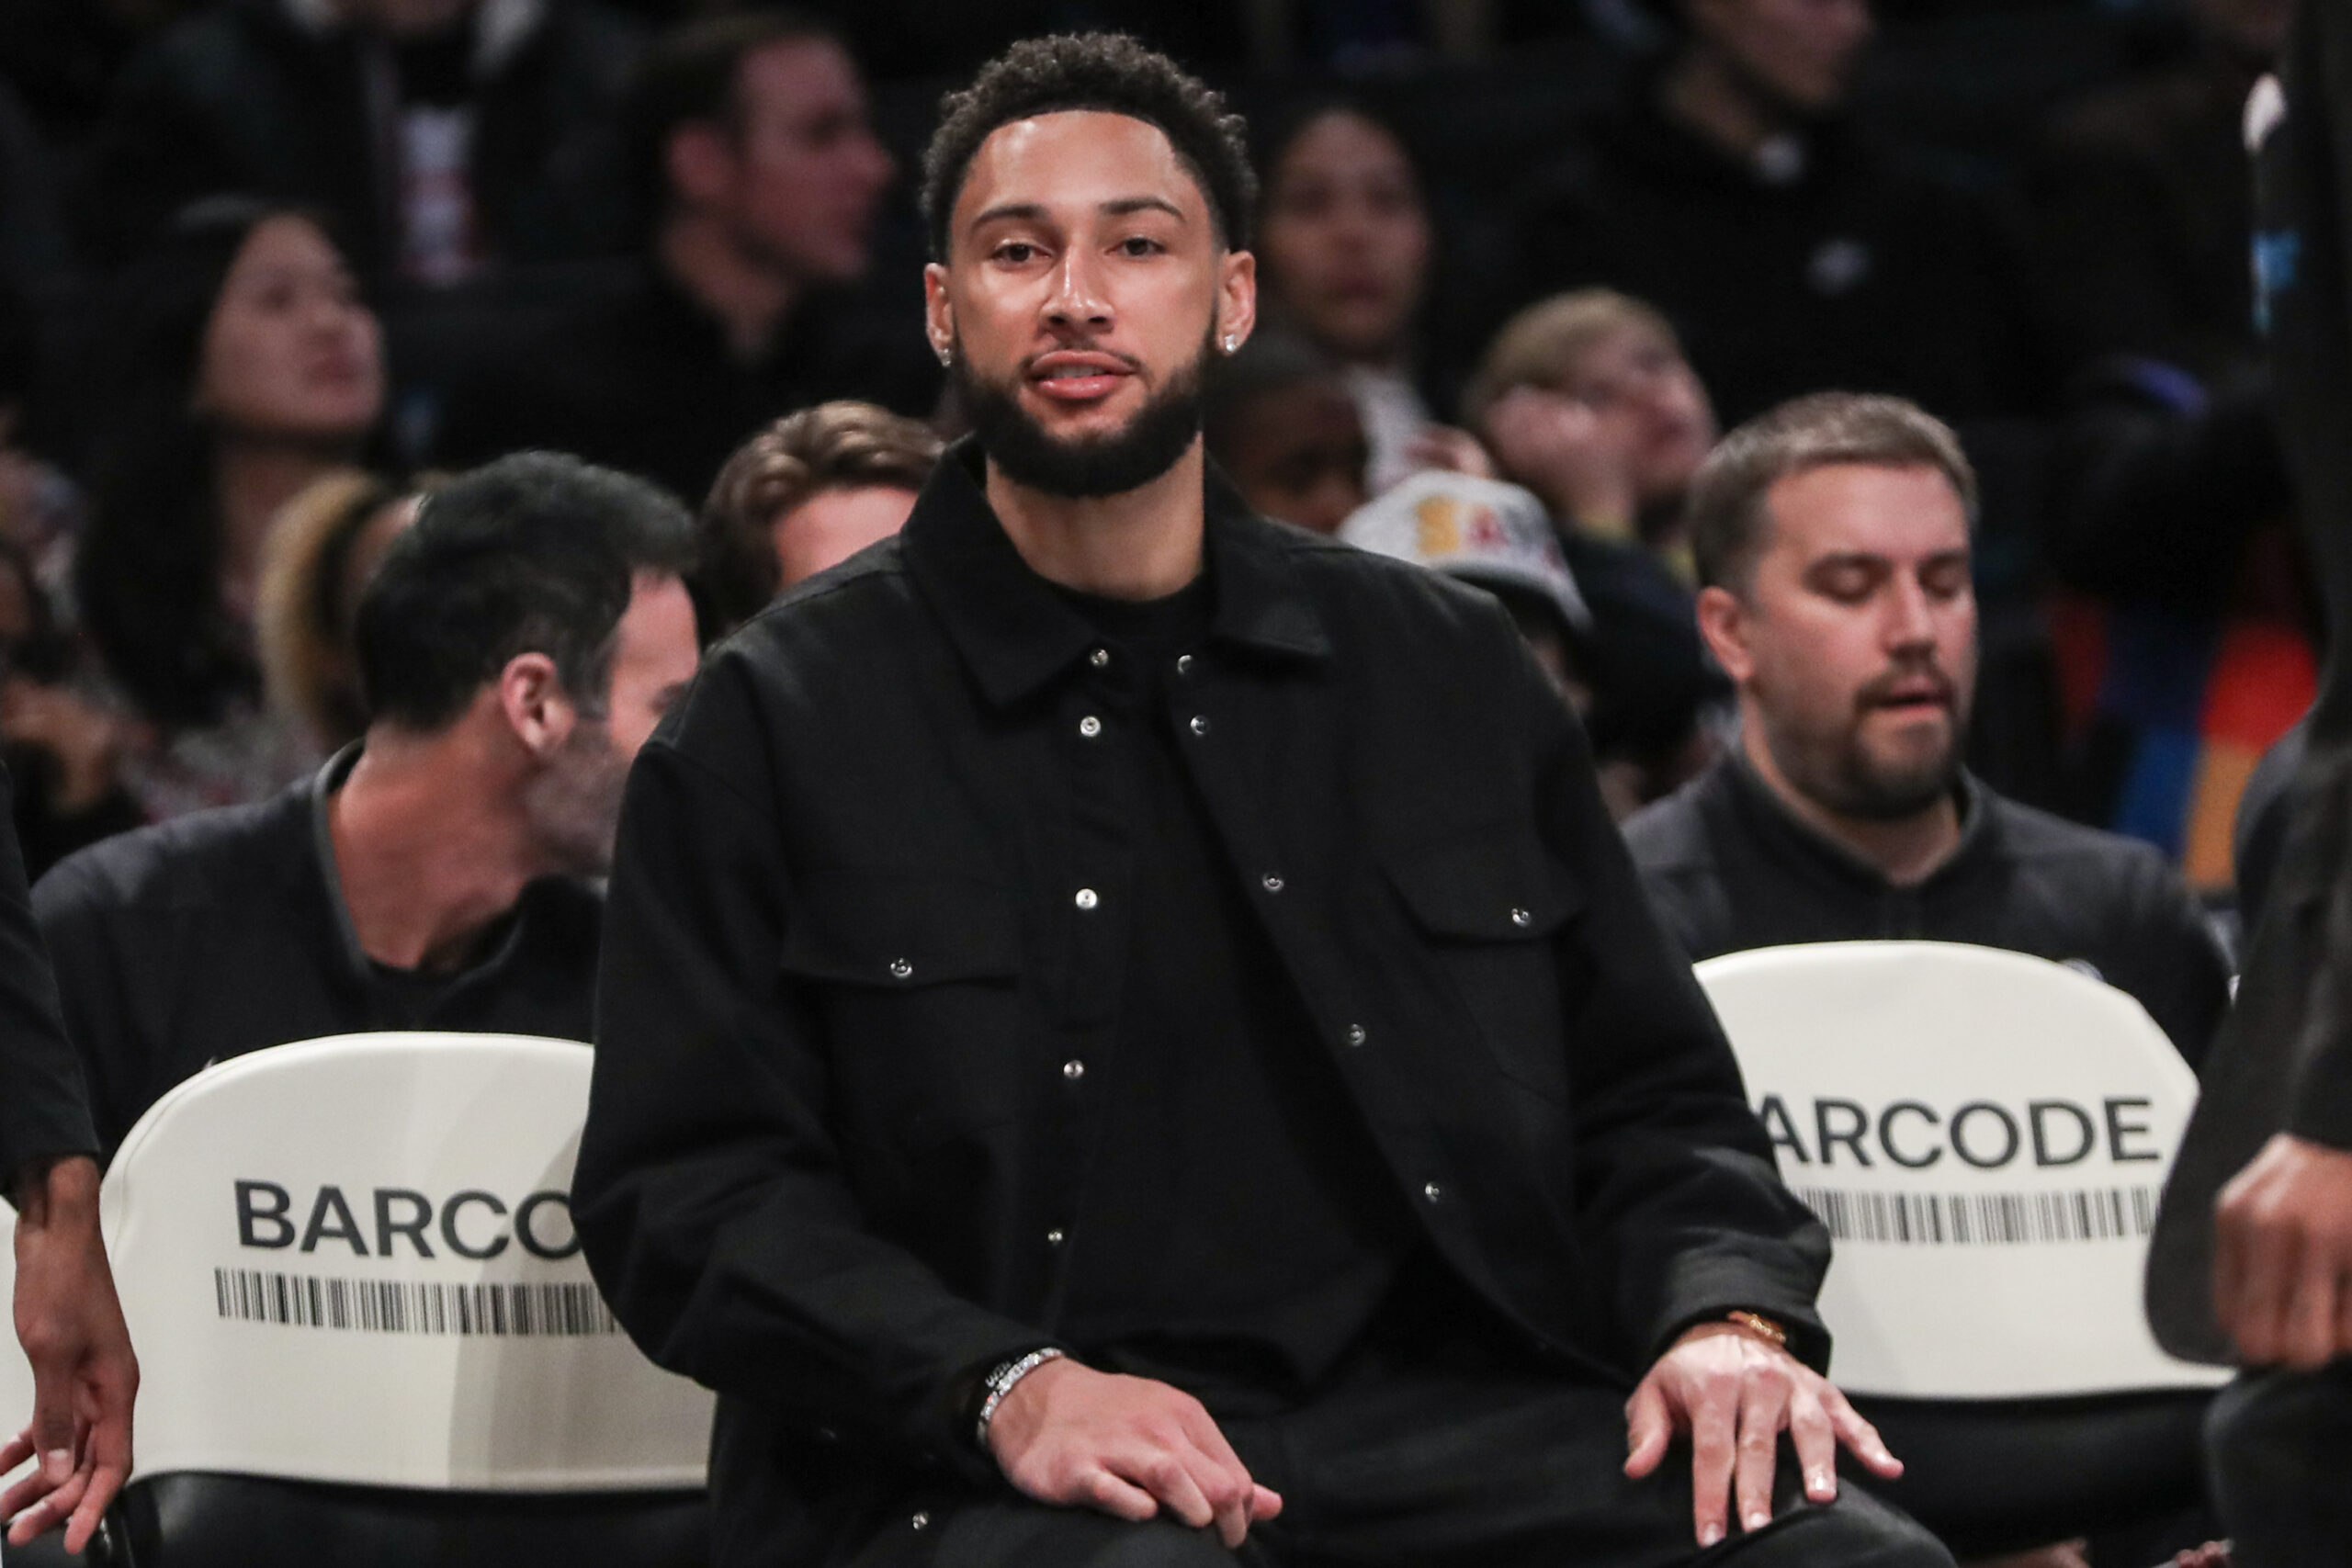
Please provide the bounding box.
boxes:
[1090,647,1111,669]
[1261,874,1283,893]
[1074,888,1099,910]
[1510,908,1532,927]
[1079,716,1102,739]
[1062,1059,1085,1080]
[1423,1182,1443,1203]
[1344,1024,1368,1047]
[1189,715,1209,736]
[888,957,913,979]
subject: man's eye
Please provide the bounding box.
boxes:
[995,243,1037,264]
[1119,236,1162,257]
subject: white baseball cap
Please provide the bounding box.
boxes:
[1339,471,1590,637]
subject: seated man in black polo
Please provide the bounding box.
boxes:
[1622,392,2233,1562]
[573,35,1950,1568]
[35,453,700,1158]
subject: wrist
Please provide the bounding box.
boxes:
[975,1347,1069,1455]
[11,1154,97,1221]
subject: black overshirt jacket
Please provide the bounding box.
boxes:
[575,443,1828,1562]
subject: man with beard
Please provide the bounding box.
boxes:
[1623,392,2228,1072]
[33,453,699,1159]
[573,34,1949,1568]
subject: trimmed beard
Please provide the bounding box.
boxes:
[955,330,1211,499]
[1762,707,1969,823]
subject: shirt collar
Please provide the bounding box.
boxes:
[902,437,1331,708]
[1721,749,1988,893]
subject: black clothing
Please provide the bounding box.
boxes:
[2233,716,2309,938]
[575,441,1835,1565]
[1049,577,1415,1399]
[852,1337,1950,1568]
[433,260,940,505]
[0,761,98,1177]
[1509,93,2042,427]
[76,0,642,276]
[2150,0,2352,1357]
[32,751,601,1159]
[2030,51,2265,385]
[1623,757,2232,1070]
[2207,1359,2352,1568]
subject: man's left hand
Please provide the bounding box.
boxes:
[1623,1320,1900,1547]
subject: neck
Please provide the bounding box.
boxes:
[327,723,545,972]
[987,442,1208,601]
[1660,48,1792,162]
[215,436,351,620]
[1739,723,1962,887]
[658,213,798,361]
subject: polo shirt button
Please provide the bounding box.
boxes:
[1074,888,1099,910]
[1046,1228,1066,1247]
[1090,647,1111,669]
[888,957,913,980]
[1423,1182,1443,1203]
[1344,1023,1368,1047]
[1261,874,1283,893]
[1189,716,1210,736]
[1062,1059,1085,1080]
[1079,716,1102,739]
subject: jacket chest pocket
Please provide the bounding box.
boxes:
[1385,825,1585,1106]
[778,868,1027,1148]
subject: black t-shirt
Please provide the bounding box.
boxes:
[33,752,603,1160]
[1050,574,1416,1403]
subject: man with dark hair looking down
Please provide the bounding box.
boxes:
[34,452,701,1158]
[575,33,1947,1568]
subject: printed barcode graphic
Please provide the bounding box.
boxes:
[214,1268,619,1337]
[1792,1185,2162,1246]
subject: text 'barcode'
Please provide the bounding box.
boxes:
[1792,1185,2161,1246]
[214,1268,619,1337]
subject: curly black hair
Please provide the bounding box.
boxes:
[920,33,1256,263]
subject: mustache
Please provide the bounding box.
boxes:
[1854,662,1957,714]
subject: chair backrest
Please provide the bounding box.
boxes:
[1694,942,2233,1401]
[100,1032,715,1491]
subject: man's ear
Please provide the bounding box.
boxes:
[1215,249,1257,354]
[666,121,735,209]
[923,263,956,366]
[497,652,576,761]
[1695,584,1758,685]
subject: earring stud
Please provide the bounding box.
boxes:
[1222,334,1238,354]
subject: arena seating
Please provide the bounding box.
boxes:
[1696,942,2229,1555]
[12,1032,714,1568]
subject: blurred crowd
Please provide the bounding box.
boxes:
[0,0,2311,895]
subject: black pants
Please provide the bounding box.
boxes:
[2207,1360,2352,1568]
[852,1357,1951,1568]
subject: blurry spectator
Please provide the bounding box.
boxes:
[1509,0,2041,428]
[435,8,935,503]
[1625,393,2227,1056]
[76,199,389,821]
[34,452,700,1158]
[2028,0,2308,892]
[696,399,938,637]
[1203,331,1370,535]
[1622,394,2232,1567]
[77,0,643,281]
[1255,99,1488,490]
[1466,288,1719,571]
[255,468,423,755]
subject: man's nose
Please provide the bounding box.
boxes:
[1883,575,1938,649]
[1046,249,1113,331]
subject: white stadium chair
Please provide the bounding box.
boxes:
[68,1032,713,1568]
[1695,942,2228,1554]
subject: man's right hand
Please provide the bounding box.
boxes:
[983,1358,1281,1548]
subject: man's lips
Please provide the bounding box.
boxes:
[1026,350,1136,404]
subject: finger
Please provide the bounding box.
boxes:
[1623,1379,1671,1479]
[1249,1483,1284,1521]
[7,1463,87,1546]
[1124,1449,1216,1533]
[1824,1386,1902,1479]
[1733,1372,1787,1534]
[1080,1467,1161,1524]
[0,1429,30,1476]
[2281,1259,2341,1371]
[2234,1221,2300,1364]
[23,1360,76,1492]
[64,1456,127,1558]
[1787,1385,1838,1503]
[1690,1387,1737,1548]
[1171,1409,1256,1547]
